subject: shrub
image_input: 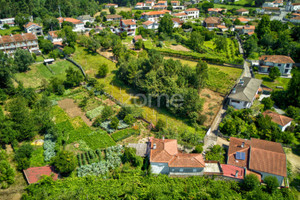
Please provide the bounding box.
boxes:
[264,176,279,193]
[241,174,260,191]
[97,64,109,78]
[123,114,136,126]
[193,145,203,153]
[156,119,166,131]
[261,98,274,110]
[86,106,104,120]
[110,117,119,130]
[52,151,77,176]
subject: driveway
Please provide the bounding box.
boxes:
[243,61,252,78]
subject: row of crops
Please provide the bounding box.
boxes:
[77,149,102,167]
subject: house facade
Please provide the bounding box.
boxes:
[228,77,262,109]
[142,10,171,22]
[150,137,205,175]
[286,2,300,11]
[24,22,43,36]
[236,8,249,15]
[263,110,293,131]
[172,18,184,28]
[120,19,136,36]
[0,33,39,56]
[204,17,221,30]
[185,8,199,18]
[0,18,15,28]
[173,12,189,20]
[227,137,287,185]
[57,17,85,32]
[259,55,294,76]
[142,20,159,30]
[105,3,118,8]
[48,31,63,44]
[77,15,94,25]
[290,16,300,23]
[106,14,123,21]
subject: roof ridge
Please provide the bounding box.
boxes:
[251,146,284,154]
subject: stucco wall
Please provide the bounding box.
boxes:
[151,162,169,174]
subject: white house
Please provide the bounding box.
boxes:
[0,18,15,28]
[172,12,189,20]
[48,31,63,44]
[141,10,171,22]
[106,14,122,21]
[263,110,293,131]
[105,3,118,8]
[57,17,85,32]
[259,55,295,76]
[142,20,159,30]
[24,22,43,36]
[262,2,278,7]
[171,1,185,10]
[172,18,184,28]
[286,2,300,11]
[150,137,205,176]
[77,15,94,25]
[290,16,300,23]
[228,77,262,109]
[185,8,199,18]
[120,19,136,36]
[273,0,283,6]
[236,8,249,15]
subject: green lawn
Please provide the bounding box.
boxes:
[164,57,242,94]
[214,3,254,9]
[254,74,290,90]
[14,60,79,88]
[0,26,23,35]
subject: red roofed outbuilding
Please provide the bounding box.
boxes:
[23,166,59,184]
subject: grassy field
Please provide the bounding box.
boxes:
[214,3,254,9]
[254,74,290,90]
[94,7,132,17]
[164,57,243,94]
[0,26,23,35]
[15,60,79,88]
[72,46,200,134]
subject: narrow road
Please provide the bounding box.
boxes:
[243,61,252,78]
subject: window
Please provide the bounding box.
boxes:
[285,69,289,73]
[231,100,240,104]
[193,169,197,172]
[179,168,184,172]
[277,64,281,67]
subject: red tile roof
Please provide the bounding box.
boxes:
[259,55,295,64]
[173,12,187,16]
[106,3,117,6]
[208,8,224,12]
[106,14,122,19]
[291,16,300,20]
[142,10,170,16]
[143,20,154,25]
[217,25,227,29]
[150,138,205,168]
[221,164,245,179]
[172,18,184,24]
[0,33,37,45]
[246,170,262,182]
[23,166,58,184]
[204,17,221,24]
[121,19,136,25]
[24,22,41,29]
[57,17,83,24]
[236,17,250,22]
[227,137,250,168]
[48,31,59,38]
[263,7,280,10]
[186,8,199,11]
[263,110,293,126]
[134,35,143,41]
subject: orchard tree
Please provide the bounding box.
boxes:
[241,174,260,191]
[269,67,281,81]
[261,98,274,110]
[194,60,208,91]
[214,36,227,52]
[52,151,77,176]
[14,49,34,72]
[109,6,116,14]
[158,14,173,35]
[64,67,84,88]
[97,64,109,78]
[110,117,119,129]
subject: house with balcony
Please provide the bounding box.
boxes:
[0,18,15,28]
[286,2,300,11]
[120,19,136,36]
[228,77,262,109]
[142,10,171,22]
[203,17,221,30]
[227,137,287,186]
[171,1,185,9]
[106,14,123,21]
[258,55,294,76]
[142,20,159,30]
[185,8,199,18]
[57,17,85,32]
[173,12,188,20]
[24,22,43,36]
[0,33,39,56]
[149,137,205,175]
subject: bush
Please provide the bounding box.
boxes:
[63,46,75,56]
[193,145,203,153]
[97,64,109,78]
[261,98,274,110]
[241,174,260,191]
[156,119,166,131]
[264,176,279,193]
[110,117,119,130]
[123,114,136,126]
[52,151,77,176]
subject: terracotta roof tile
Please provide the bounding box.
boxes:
[23,166,58,184]
[169,153,205,168]
[227,137,250,168]
[173,12,187,16]
[106,14,122,19]
[134,35,143,41]
[121,19,136,25]
[142,10,170,16]
[48,31,59,38]
[142,20,154,25]
[0,33,37,45]
[204,17,220,24]
[263,7,280,10]
[259,55,295,64]
[208,8,224,12]
[263,110,293,126]
[172,18,184,24]
[24,22,41,29]
[186,8,199,11]
[217,25,227,29]
[246,170,262,182]
[291,16,300,20]
[221,164,245,179]
[57,17,83,24]
[236,17,250,22]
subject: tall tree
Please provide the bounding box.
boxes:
[255,15,270,38]
[14,49,34,72]
[194,60,208,91]
[158,14,173,35]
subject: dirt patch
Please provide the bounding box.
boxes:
[285,148,300,174]
[58,98,93,126]
[98,50,115,62]
[200,89,224,127]
[168,44,191,52]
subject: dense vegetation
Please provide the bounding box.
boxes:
[23,173,296,199]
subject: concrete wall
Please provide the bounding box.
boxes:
[169,167,204,174]
[258,171,285,185]
[151,162,169,174]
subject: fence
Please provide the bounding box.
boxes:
[65,57,86,78]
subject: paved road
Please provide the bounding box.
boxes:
[243,61,252,78]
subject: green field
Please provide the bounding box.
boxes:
[14,60,79,88]
[0,26,23,35]
[214,4,254,9]
[51,106,116,150]
[111,128,139,142]
[254,74,290,90]
[164,57,242,94]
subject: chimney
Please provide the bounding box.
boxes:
[235,170,239,178]
[241,142,244,148]
[153,143,156,150]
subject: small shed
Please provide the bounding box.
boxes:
[23,166,59,184]
[44,58,55,65]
